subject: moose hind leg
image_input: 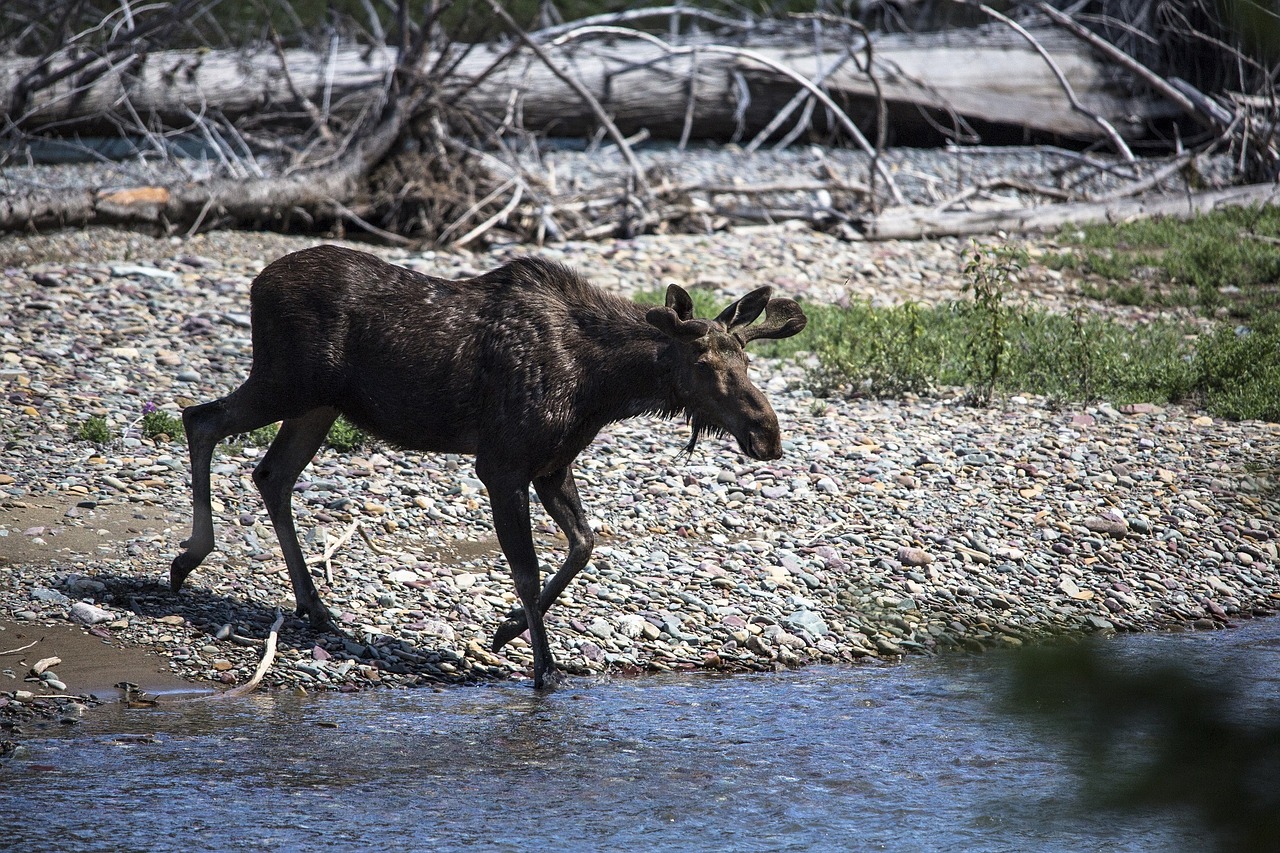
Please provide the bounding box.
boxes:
[253,407,339,629]
[481,466,558,688]
[492,467,595,652]
[172,389,290,592]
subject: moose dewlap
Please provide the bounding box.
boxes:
[171,245,807,687]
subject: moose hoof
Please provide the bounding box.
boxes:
[296,604,340,635]
[169,552,202,593]
[491,613,528,652]
[532,667,563,690]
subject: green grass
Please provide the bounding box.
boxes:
[1046,206,1280,316]
[800,299,1277,421]
[325,417,369,452]
[640,231,1280,423]
[220,417,370,453]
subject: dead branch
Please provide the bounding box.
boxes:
[1093,152,1202,202]
[0,639,41,656]
[208,609,284,699]
[452,181,525,247]
[486,1,651,198]
[548,24,901,204]
[308,518,363,583]
[1036,2,1228,132]
[531,5,756,41]
[358,523,393,556]
[979,4,1133,162]
[932,176,1077,213]
[743,42,855,153]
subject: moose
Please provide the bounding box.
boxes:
[171,245,807,687]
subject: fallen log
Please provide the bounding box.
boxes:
[0,91,413,234]
[0,26,1164,146]
[859,182,1280,240]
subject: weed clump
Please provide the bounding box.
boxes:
[76,416,112,444]
[140,404,184,441]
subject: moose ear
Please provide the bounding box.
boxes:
[715,286,772,329]
[647,306,711,342]
[736,298,808,345]
[665,283,695,321]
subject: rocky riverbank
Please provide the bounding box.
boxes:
[2,162,1278,716]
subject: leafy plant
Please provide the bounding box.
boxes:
[222,417,368,454]
[140,404,184,440]
[325,416,369,452]
[249,423,280,447]
[809,299,941,397]
[959,244,1022,405]
[76,416,112,444]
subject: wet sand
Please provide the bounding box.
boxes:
[0,617,205,699]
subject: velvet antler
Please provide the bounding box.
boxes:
[734,297,808,344]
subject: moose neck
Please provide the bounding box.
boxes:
[576,302,686,428]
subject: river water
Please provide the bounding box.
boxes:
[4,619,1278,853]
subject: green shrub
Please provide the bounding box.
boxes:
[326,416,369,452]
[959,245,1022,405]
[76,416,112,444]
[141,409,184,440]
[809,300,941,397]
[222,418,369,453]
[1194,314,1280,421]
[249,423,280,447]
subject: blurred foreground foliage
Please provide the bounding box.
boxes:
[1004,640,1280,852]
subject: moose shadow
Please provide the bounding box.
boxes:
[65,571,506,689]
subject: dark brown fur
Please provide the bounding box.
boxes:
[171,245,806,687]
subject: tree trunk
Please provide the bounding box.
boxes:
[1,28,1161,146]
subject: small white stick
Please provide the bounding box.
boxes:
[217,609,285,699]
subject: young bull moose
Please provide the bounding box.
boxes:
[171,245,807,687]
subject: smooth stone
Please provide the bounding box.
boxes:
[897,547,933,567]
[70,601,113,625]
[784,609,829,638]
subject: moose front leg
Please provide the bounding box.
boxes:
[492,466,595,652]
[172,387,287,592]
[481,467,559,688]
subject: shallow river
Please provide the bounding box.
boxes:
[4,619,1279,852]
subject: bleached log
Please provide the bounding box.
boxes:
[860,182,1280,240]
[1,27,1159,145]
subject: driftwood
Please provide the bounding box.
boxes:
[2,4,1276,243]
[0,27,1159,145]
[176,609,285,702]
[0,639,41,656]
[0,95,412,232]
[860,182,1280,240]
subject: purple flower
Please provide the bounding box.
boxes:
[142,401,158,414]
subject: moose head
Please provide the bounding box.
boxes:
[646,284,808,460]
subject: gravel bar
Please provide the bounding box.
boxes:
[2,147,1278,702]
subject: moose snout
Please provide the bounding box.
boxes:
[736,404,783,461]
[741,425,783,461]
[742,432,778,458]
